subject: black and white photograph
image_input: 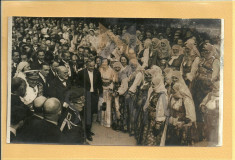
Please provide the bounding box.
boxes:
[7,17,223,146]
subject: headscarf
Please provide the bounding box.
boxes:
[173,82,192,100]
[158,39,171,53]
[163,67,173,85]
[171,44,183,56]
[203,42,220,59]
[184,39,200,57]
[152,76,167,94]
[152,38,160,50]
[144,39,152,49]
[172,82,196,122]
[14,62,29,77]
[150,65,162,78]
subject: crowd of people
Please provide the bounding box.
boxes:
[10,17,221,146]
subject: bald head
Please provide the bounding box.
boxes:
[34,96,47,108]
[33,96,47,114]
[43,98,61,115]
[57,66,69,80]
[51,61,59,72]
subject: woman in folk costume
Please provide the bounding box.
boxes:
[125,58,143,136]
[148,38,161,68]
[99,58,115,127]
[112,61,129,132]
[192,42,220,141]
[111,61,129,131]
[156,39,171,70]
[200,81,220,145]
[139,39,152,69]
[166,72,197,146]
[120,55,129,73]
[136,65,162,144]
[181,39,200,89]
[141,76,169,146]
[168,44,184,71]
[163,68,174,95]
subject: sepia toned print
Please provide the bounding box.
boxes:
[8,17,223,146]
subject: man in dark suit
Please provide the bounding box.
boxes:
[12,50,20,78]
[38,62,50,97]
[10,77,32,142]
[77,60,103,141]
[16,96,47,143]
[48,66,71,106]
[47,61,59,82]
[40,98,63,143]
[70,54,80,85]
[30,50,45,70]
[59,51,72,78]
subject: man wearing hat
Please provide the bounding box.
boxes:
[22,70,42,105]
[59,87,86,144]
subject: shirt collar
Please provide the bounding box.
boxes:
[58,76,65,82]
[38,60,42,64]
[62,59,69,65]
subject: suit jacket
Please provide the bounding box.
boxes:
[47,76,71,104]
[59,60,72,75]
[17,117,62,144]
[16,115,45,143]
[77,68,103,95]
[47,68,57,83]
[12,63,18,78]
[40,120,63,144]
[30,59,43,70]
[70,62,81,85]
[11,94,32,124]
[38,73,50,97]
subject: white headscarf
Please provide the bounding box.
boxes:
[14,62,29,78]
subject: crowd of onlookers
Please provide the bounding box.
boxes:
[10,17,221,146]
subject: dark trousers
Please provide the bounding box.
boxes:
[85,91,99,134]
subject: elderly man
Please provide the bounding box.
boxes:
[16,96,47,142]
[48,66,71,106]
[40,98,63,143]
[59,51,72,78]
